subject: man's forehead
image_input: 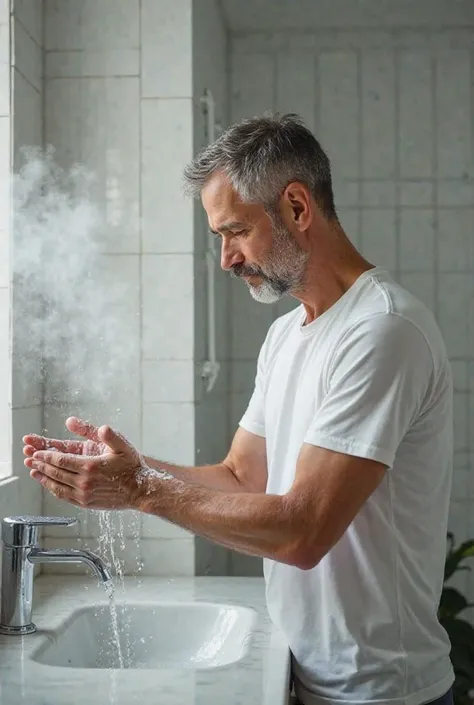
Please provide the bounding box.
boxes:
[201,171,239,207]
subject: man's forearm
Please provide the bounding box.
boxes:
[143,456,245,492]
[135,474,302,566]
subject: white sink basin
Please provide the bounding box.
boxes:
[31,601,257,670]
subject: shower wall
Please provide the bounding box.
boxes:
[0,0,44,555]
[228,10,474,588]
[38,0,230,577]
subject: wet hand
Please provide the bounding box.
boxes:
[24,417,146,510]
[23,417,107,459]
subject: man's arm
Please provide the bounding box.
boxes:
[135,444,386,568]
[144,427,268,494]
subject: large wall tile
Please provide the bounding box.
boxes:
[438,179,474,207]
[142,402,195,466]
[0,289,10,464]
[0,22,8,65]
[45,78,140,253]
[141,0,192,98]
[142,254,194,360]
[0,63,8,116]
[361,182,396,208]
[437,274,473,358]
[142,360,194,404]
[42,536,194,576]
[452,453,469,501]
[231,282,274,360]
[337,208,360,247]
[400,182,434,207]
[11,405,43,514]
[399,50,433,178]
[229,391,253,433]
[399,272,436,314]
[0,115,9,238]
[454,392,469,453]
[399,209,435,272]
[437,209,474,272]
[45,0,139,51]
[12,68,42,168]
[141,514,192,540]
[320,51,359,179]
[0,1,8,24]
[0,230,8,288]
[435,50,471,179]
[195,398,229,465]
[141,99,193,253]
[13,18,42,92]
[13,0,43,47]
[231,50,274,120]
[46,50,139,79]
[360,209,397,272]
[361,50,395,179]
[275,50,315,131]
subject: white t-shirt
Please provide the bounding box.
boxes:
[239,267,454,705]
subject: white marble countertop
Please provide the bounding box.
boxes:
[0,575,290,705]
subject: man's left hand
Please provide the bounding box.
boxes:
[24,423,146,510]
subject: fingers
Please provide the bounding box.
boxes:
[66,417,100,443]
[28,461,80,490]
[98,425,133,455]
[27,450,86,474]
[22,435,83,454]
[31,471,83,505]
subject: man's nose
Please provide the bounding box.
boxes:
[220,240,244,271]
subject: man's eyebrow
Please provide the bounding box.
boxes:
[209,221,246,235]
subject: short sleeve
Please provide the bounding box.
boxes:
[239,343,266,438]
[304,313,434,468]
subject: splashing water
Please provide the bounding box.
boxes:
[14,148,146,671]
[104,580,124,669]
[96,510,131,667]
[13,147,138,415]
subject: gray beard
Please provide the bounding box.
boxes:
[241,220,309,304]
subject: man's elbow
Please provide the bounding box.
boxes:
[276,538,325,571]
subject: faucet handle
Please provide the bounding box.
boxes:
[2,516,77,547]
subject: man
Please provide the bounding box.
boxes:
[24,113,454,705]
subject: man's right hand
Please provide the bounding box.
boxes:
[23,417,106,459]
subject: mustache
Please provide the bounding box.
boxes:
[230,263,266,279]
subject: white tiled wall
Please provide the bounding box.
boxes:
[229,21,474,580]
[0,0,44,589]
[0,5,10,480]
[10,0,44,516]
[192,0,231,575]
[39,0,228,577]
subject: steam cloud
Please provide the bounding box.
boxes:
[13,147,139,440]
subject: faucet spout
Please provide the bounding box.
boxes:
[28,548,112,583]
[0,516,113,636]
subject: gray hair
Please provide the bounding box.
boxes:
[183,112,336,220]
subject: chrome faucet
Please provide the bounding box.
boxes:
[0,516,112,635]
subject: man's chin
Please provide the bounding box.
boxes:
[247,281,282,304]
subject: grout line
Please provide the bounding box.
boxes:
[271,48,278,327]
[468,46,474,506]
[431,48,439,323]
[138,0,144,459]
[394,38,401,280]
[223,14,232,474]
[314,48,320,135]
[12,64,41,95]
[324,177,473,183]
[356,48,363,251]
[45,73,140,80]
[12,15,42,50]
